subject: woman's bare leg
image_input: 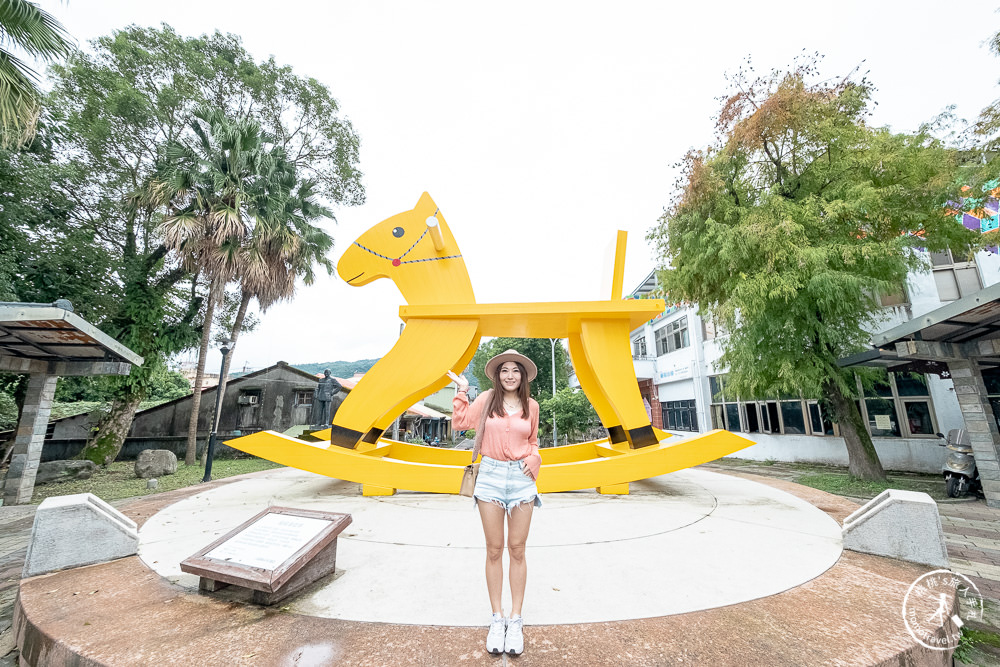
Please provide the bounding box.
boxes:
[478,500,507,614]
[507,502,534,616]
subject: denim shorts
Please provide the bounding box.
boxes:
[474,456,542,513]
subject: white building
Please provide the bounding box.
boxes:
[622,246,1000,475]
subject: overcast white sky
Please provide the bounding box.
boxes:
[38,1,1000,373]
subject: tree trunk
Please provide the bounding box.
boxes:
[185,280,219,466]
[823,378,887,481]
[200,289,251,466]
[78,394,143,466]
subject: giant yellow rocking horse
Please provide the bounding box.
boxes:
[226,193,752,495]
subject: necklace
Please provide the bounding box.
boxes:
[503,399,520,410]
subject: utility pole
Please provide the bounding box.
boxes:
[550,338,558,447]
[203,340,234,482]
[392,322,403,441]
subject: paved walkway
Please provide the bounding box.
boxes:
[2,464,999,665]
[702,461,1000,603]
[0,474,252,667]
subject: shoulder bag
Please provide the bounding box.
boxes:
[459,389,492,496]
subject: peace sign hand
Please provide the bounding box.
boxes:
[446,370,469,393]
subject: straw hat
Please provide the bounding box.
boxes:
[485,349,538,382]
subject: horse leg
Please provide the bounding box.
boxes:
[367,326,480,438]
[576,318,658,448]
[567,332,629,448]
[330,319,480,449]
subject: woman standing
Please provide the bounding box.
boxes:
[447,349,541,657]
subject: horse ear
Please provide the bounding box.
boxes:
[416,191,437,212]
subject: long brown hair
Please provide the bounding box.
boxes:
[487,361,531,419]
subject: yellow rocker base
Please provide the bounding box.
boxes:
[224,429,755,495]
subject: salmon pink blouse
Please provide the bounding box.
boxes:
[453,392,541,481]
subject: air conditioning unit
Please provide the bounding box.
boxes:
[238,395,259,405]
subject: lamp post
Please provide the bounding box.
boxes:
[202,340,234,483]
[550,338,558,447]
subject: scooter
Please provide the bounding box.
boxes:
[936,429,982,499]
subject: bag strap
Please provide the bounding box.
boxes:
[471,389,493,463]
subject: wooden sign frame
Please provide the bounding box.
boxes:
[180,506,352,605]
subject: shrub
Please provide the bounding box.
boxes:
[0,392,18,430]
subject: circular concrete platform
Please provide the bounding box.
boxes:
[16,470,955,666]
[139,467,843,625]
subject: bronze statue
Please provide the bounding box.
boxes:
[311,370,342,427]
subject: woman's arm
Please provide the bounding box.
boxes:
[452,391,486,430]
[523,399,541,480]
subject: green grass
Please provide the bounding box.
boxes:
[49,401,105,420]
[795,472,948,501]
[955,627,1000,663]
[49,398,177,421]
[29,458,284,505]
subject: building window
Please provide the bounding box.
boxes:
[983,367,1000,428]
[632,336,647,358]
[654,316,690,356]
[856,371,936,438]
[709,374,833,437]
[929,249,982,301]
[662,400,698,432]
[708,372,937,438]
[294,390,313,407]
[876,284,910,308]
[780,401,807,434]
[702,317,728,341]
[668,316,689,352]
[654,327,668,356]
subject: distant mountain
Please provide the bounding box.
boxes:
[288,358,480,388]
[293,359,381,378]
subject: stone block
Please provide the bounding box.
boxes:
[980,467,1000,481]
[23,493,138,578]
[966,420,992,433]
[842,489,948,568]
[957,393,984,406]
[34,460,98,485]
[134,449,178,479]
[978,453,1000,466]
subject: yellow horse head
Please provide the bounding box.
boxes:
[338,192,475,305]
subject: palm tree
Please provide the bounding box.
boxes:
[209,178,335,428]
[156,106,336,464]
[156,107,287,465]
[0,0,73,145]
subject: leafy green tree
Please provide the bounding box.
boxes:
[965,25,1000,251]
[44,25,363,465]
[469,338,569,401]
[0,128,111,315]
[144,367,191,402]
[0,391,17,430]
[0,0,73,146]
[648,58,976,480]
[538,388,600,443]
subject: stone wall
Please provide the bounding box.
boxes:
[709,432,949,473]
[38,436,251,462]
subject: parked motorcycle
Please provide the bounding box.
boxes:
[936,429,982,499]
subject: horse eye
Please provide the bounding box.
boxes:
[392,227,404,238]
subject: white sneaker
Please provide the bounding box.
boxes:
[486,613,506,654]
[505,614,524,655]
